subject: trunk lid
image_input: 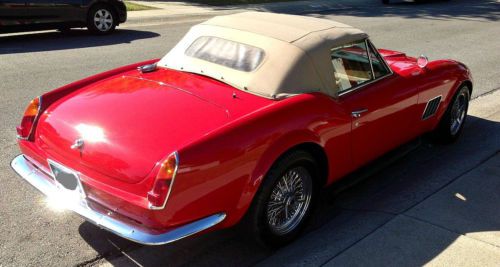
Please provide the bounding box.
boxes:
[36,70,264,184]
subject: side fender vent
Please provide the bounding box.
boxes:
[422,96,442,120]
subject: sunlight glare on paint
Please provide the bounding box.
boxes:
[75,124,107,143]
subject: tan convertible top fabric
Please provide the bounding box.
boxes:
[157,12,368,98]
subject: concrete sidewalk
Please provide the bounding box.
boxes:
[125,0,363,25]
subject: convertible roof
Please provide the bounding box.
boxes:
[158,12,368,98]
[203,11,362,44]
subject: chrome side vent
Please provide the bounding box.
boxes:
[422,96,442,120]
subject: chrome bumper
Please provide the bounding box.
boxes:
[11,155,226,245]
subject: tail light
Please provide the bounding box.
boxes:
[147,152,179,210]
[16,97,41,140]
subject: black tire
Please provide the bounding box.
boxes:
[87,4,117,35]
[242,150,319,248]
[432,85,470,143]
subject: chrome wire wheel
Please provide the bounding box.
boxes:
[450,90,468,135]
[266,166,312,235]
[93,9,113,32]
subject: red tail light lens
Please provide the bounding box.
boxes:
[16,97,41,140]
[147,152,179,210]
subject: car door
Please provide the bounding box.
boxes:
[0,0,27,27]
[332,39,420,168]
[24,0,82,25]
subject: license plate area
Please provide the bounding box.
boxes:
[48,159,86,200]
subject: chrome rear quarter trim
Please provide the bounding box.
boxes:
[10,154,226,245]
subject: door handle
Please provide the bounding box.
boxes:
[351,108,368,118]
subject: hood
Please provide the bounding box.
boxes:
[378,49,422,75]
[36,68,273,183]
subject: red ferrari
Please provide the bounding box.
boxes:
[12,12,472,247]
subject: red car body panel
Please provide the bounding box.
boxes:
[16,49,473,234]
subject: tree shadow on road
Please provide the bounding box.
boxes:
[78,112,500,266]
[133,0,500,22]
[0,29,160,54]
[309,0,500,22]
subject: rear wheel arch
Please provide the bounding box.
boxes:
[273,142,329,188]
[230,132,329,224]
[251,134,328,194]
[239,142,328,246]
[241,139,328,211]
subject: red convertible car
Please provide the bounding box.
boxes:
[12,12,472,247]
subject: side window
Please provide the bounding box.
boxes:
[330,40,373,93]
[367,41,390,79]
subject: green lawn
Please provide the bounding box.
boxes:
[125,1,157,11]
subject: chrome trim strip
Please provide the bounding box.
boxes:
[337,72,393,97]
[367,39,394,76]
[421,95,442,120]
[351,108,368,118]
[365,39,375,80]
[16,135,29,140]
[336,39,394,98]
[10,155,226,245]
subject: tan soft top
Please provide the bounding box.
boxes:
[158,12,367,98]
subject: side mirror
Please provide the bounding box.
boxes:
[417,55,429,68]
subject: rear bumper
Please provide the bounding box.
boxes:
[10,154,225,245]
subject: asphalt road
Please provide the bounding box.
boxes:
[0,0,499,266]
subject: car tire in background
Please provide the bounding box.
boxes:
[433,85,470,143]
[87,4,117,35]
[242,150,318,248]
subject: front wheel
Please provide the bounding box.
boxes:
[243,150,318,247]
[87,4,117,35]
[433,85,470,143]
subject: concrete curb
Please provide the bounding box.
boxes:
[126,10,236,25]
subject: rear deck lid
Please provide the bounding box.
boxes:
[36,75,231,183]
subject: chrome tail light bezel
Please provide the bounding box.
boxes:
[148,151,180,210]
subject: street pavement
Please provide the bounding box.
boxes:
[0,0,499,266]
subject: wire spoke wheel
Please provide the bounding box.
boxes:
[433,85,470,143]
[450,90,468,135]
[93,9,113,32]
[266,166,312,235]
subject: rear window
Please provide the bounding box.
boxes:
[185,36,265,72]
